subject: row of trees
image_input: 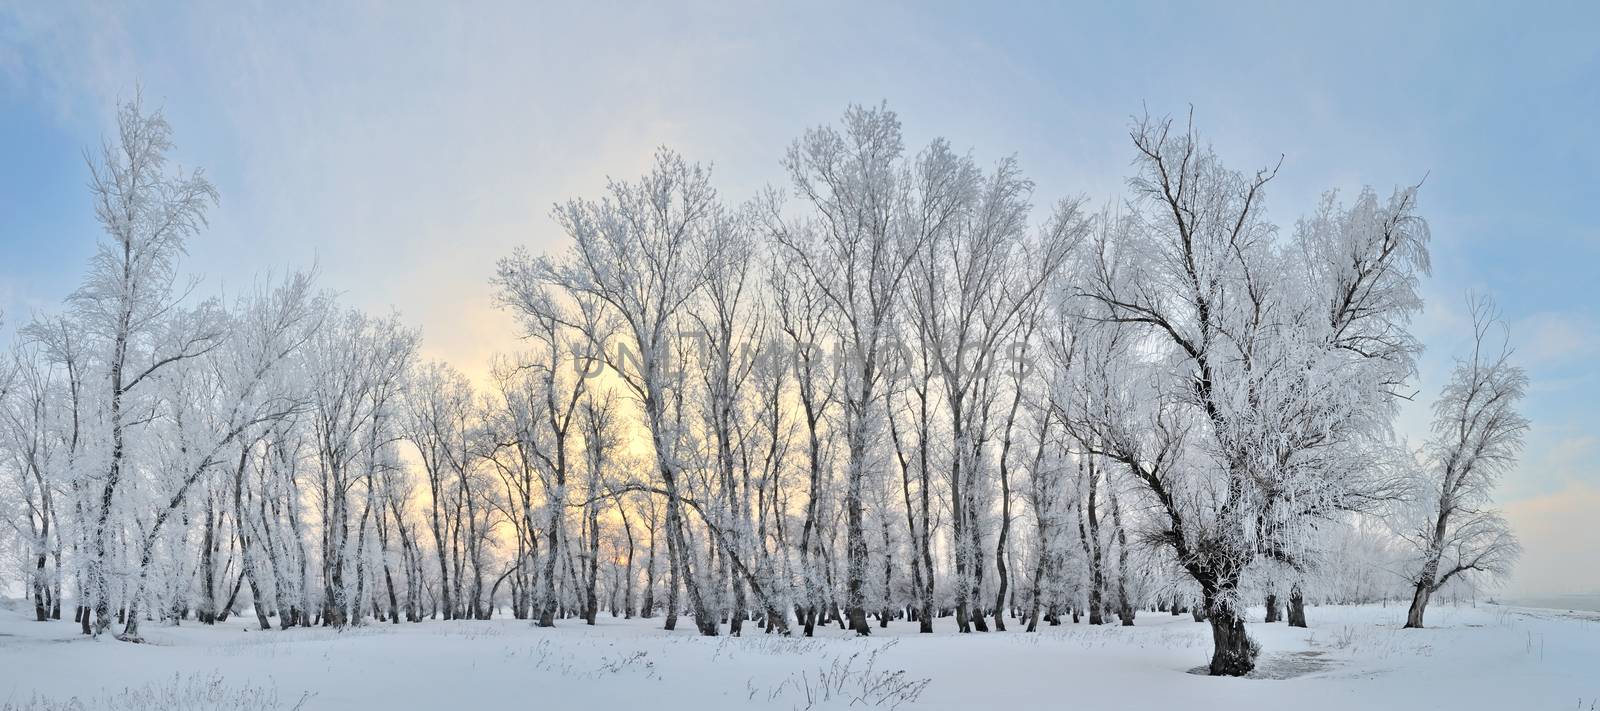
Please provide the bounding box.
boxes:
[0,99,1524,676]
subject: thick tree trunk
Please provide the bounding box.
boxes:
[1079,456,1104,626]
[538,488,563,627]
[1404,582,1431,629]
[1287,585,1307,628]
[843,409,871,636]
[32,550,49,621]
[198,501,219,624]
[1206,605,1257,676]
[1264,593,1281,623]
[966,475,989,633]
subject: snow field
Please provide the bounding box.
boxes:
[2,603,1596,710]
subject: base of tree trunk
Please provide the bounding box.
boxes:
[1403,583,1431,629]
[1207,610,1258,676]
[1287,588,1307,628]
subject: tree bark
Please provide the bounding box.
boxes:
[1206,604,1257,676]
[1287,585,1307,628]
[1078,456,1104,626]
[1404,582,1431,629]
[1109,486,1134,627]
[584,501,599,626]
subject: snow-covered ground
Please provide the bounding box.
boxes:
[1,604,1595,710]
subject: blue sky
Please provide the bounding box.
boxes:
[2,1,1597,595]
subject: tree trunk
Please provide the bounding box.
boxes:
[232,447,273,631]
[1404,582,1431,629]
[32,549,49,622]
[1206,605,1257,676]
[198,500,219,624]
[1109,487,1134,627]
[1287,585,1307,628]
[966,461,989,633]
[538,484,563,627]
[218,571,245,623]
[619,501,636,619]
[429,482,454,621]
[584,503,599,626]
[1078,455,1104,625]
[992,475,1011,632]
[843,405,871,636]
[641,521,656,619]
[1264,593,1281,623]
[1026,544,1046,633]
[880,515,893,629]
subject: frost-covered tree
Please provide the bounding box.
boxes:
[765,245,841,636]
[305,309,416,628]
[772,105,923,635]
[901,145,1084,632]
[404,361,480,620]
[680,207,800,635]
[2,96,1494,675]
[72,96,221,636]
[1067,114,1430,674]
[0,338,66,622]
[1400,296,1524,628]
[116,272,319,639]
[498,149,723,635]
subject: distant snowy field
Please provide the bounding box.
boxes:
[2,604,1596,710]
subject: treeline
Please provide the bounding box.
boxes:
[0,99,1523,676]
